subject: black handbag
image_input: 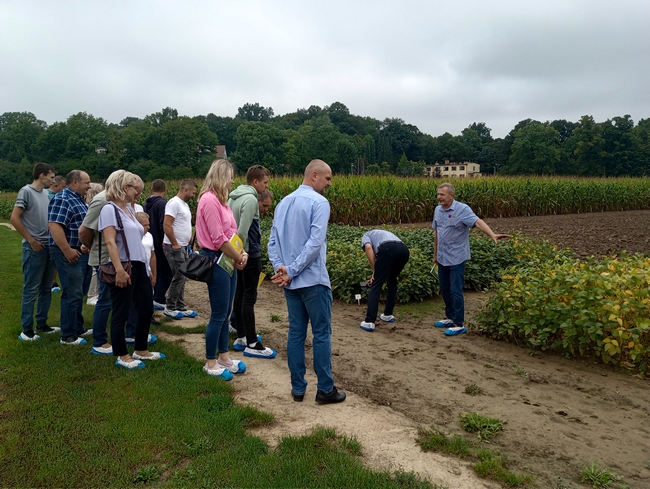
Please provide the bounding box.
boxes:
[179,253,217,282]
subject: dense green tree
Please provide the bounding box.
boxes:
[237,103,274,123]
[379,118,422,167]
[459,128,483,162]
[233,121,286,174]
[570,115,606,176]
[433,132,464,162]
[506,121,561,174]
[600,115,641,176]
[466,122,493,143]
[63,112,110,160]
[0,112,47,163]
[144,107,178,126]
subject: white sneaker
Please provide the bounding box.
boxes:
[244,344,277,358]
[164,308,184,320]
[91,345,113,355]
[232,337,247,351]
[203,363,234,380]
[359,321,375,332]
[229,324,237,334]
[434,318,454,328]
[86,296,98,306]
[379,314,395,323]
[115,357,145,369]
[132,351,167,360]
[217,358,246,374]
[18,332,41,341]
[81,329,93,337]
[60,337,88,345]
[181,309,198,318]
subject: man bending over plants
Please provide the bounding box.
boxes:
[359,230,410,332]
[433,183,508,336]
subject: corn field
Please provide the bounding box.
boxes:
[3,176,650,224]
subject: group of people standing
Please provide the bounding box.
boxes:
[13,158,506,403]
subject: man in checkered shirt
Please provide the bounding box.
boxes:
[48,170,93,345]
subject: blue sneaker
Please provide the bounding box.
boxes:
[233,334,262,351]
[60,337,87,345]
[379,314,395,323]
[203,363,234,380]
[444,326,467,336]
[244,343,277,358]
[115,357,145,369]
[359,321,375,332]
[153,301,165,311]
[91,345,113,355]
[218,359,246,374]
[434,319,454,328]
[18,332,40,341]
[164,308,184,320]
[125,334,158,345]
[181,310,198,318]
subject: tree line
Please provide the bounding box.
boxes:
[1,102,649,190]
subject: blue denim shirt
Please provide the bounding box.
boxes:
[433,200,478,266]
[268,185,330,290]
[48,186,88,247]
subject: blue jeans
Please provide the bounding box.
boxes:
[92,266,112,347]
[284,285,334,395]
[203,249,237,359]
[20,242,56,333]
[438,262,466,327]
[50,246,92,340]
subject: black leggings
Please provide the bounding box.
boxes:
[109,261,153,356]
[233,256,262,345]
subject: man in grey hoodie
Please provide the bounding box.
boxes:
[228,165,277,359]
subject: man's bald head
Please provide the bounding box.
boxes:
[302,159,332,195]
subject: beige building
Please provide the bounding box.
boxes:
[424,160,481,178]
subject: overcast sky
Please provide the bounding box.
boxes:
[1,0,649,138]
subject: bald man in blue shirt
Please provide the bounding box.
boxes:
[268,159,346,405]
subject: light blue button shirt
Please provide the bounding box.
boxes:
[433,200,478,266]
[361,229,402,254]
[268,185,331,290]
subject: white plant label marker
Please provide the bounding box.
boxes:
[355,294,362,305]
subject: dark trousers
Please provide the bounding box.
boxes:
[109,261,153,356]
[233,256,262,345]
[438,262,466,327]
[365,241,410,323]
[152,246,172,304]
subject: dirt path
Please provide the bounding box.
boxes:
[162,210,650,488]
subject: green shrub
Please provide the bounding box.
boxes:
[261,224,567,304]
[476,253,650,372]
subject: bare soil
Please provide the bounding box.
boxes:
[163,210,650,489]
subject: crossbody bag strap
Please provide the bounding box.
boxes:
[111,203,131,262]
[98,202,131,263]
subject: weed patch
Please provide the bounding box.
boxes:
[581,460,627,488]
[459,412,506,443]
[416,428,533,487]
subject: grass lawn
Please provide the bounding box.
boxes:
[0,226,433,488]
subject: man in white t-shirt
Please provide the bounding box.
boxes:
[162,179,197,319]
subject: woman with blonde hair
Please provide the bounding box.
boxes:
[99,170,165,369]
[195,159,247,380]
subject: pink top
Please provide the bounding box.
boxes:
[196,191,238,251]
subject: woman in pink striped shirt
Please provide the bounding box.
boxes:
[196,159,248,380]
